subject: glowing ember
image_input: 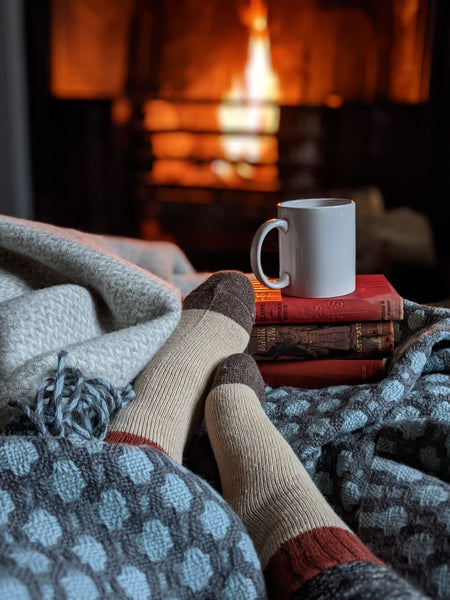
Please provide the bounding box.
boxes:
[217,0,281,183]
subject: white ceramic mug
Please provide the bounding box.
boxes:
[250,198,356,297]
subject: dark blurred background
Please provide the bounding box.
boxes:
[1,0,449,302]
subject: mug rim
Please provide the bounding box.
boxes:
[278,198,354,209]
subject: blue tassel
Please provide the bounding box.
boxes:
[6,351,136,440]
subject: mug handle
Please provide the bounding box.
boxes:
[250,218,290,290]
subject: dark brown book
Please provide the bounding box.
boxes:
[258,359,387,389]
[248,321,394,361]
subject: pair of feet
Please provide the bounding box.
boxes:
[106,272,417,599]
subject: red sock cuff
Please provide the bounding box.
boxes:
[264,526,384,600]
[105,430,167,454]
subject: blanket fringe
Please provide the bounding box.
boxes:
[6,351,136,440]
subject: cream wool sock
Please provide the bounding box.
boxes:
[106,272,255,463]
[205,353,384,599]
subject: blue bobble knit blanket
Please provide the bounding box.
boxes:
[0,436,266,599]
[264,299,450,599]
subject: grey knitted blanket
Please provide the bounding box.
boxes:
[187,299,450,599]
[263,300,450,599]
[0,215,207,428]
[0,433,267,599]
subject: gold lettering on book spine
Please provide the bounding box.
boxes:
[255,326,277,352]
[256,327,266,352]
[355,322,363,358]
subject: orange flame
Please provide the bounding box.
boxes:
[216,0,281,183]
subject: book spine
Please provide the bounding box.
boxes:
[254,298,403,324]
[258,359,387,389]
[248,321,394,361]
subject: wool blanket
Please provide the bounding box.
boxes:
[0,215,207,429]
[0,433,267,599]
[263,299,450,599]
[189,299,450,599]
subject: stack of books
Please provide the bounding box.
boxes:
[247,274,404,388]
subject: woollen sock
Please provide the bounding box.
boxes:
[204,354,421,600]
[106,272,255,463]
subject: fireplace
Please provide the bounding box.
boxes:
[24,0,450,301]
[124,0,433,265]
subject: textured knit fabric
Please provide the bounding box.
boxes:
[107,272,255,463]
[291,561,430,600]
[0,215,207,428]
[264,528,384,599]
[204,354,422,600]
[0,434,267,599]
[205,376,356,568]
[260,300,450,599]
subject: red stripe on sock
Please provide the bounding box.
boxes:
[105,431,167,454]
[264,526,385,600]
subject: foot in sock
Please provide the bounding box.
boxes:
[106,271,255,463]
[205,354,424,600]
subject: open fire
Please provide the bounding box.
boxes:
[136,0,430,195]
[215,0,281,188]
[142,0,281,192]
[45,0,436,269]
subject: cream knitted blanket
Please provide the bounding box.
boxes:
[0,215,207,427]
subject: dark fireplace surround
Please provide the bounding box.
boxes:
[25,0,450,302]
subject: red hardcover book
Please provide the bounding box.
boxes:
[258,359,387,389]
[251,274,403,324]
[248,321,394,361]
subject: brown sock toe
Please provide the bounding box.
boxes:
[183,271,255,333]
[211,353,266,407]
